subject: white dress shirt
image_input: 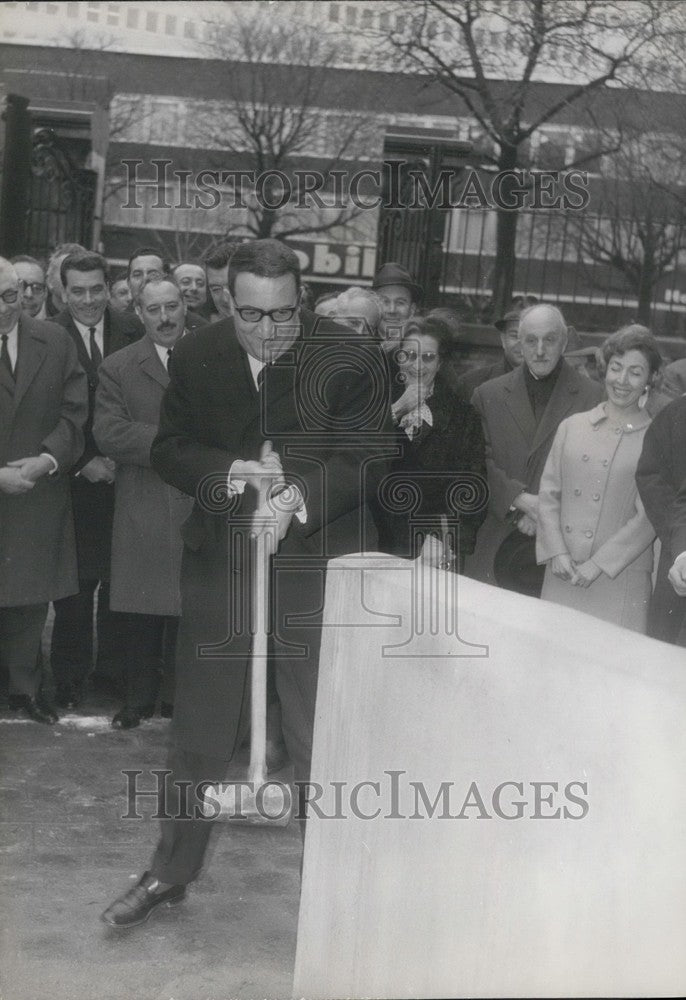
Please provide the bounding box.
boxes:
[154,342,174,371]
[72,317,104,361]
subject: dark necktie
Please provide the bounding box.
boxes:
[89,326,103,367]
[256,364,266,391]
[166,348,173,372]
[1,333,14,380]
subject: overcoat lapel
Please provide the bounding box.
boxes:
[138,336,169,389]
[12,317,47,411]
[502,366,537,442]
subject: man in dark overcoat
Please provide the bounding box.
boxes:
[0,257,88,722]
[93,278,194,727]
[50,251,139,707]
[102,239,392,927]
[636,394,686,646]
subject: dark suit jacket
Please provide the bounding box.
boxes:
[466,362,603,585]
[52,305,139,577]
[0,315,88,605]
[150,311,393,758]
[636,395,686,645]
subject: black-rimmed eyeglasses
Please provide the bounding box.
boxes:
[234,300,300,324]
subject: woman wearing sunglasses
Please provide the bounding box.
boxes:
[379,316,487,571]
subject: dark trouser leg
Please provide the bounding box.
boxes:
[94,581,127,682]
[122,613,165,710]
[149,744,229,885]
[159,617,178,707]
[51,579,98,688]
[271,562,325,793]
[0,604,48,698]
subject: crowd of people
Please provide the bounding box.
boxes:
[1,236,686,925]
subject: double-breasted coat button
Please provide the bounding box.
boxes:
[574,488,581,496]
[582,454,589,461]
[565,525,572,533]
[592,493,600,501]
[615,427,622,435]
[602,459,609,466]
[584,530,593,538]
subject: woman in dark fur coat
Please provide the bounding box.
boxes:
[379,316,488,570]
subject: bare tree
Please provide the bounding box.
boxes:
[372,0,686,315]
[190,5,378,241]
[565,127,686,325]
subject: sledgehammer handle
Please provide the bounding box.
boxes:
[248,511,272,786]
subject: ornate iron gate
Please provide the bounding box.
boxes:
[27,127,97,258]
[376,132,471,306]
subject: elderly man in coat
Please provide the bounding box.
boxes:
[0,257,88,723]
[467,304,603,594]
[93,278,194,728]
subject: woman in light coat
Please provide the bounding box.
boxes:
[536,325,662,632]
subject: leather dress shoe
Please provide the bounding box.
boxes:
[101,871,186,928]
[160,702,174,719]
[111,704,155,729]
[8,694,58,725]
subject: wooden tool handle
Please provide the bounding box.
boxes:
[248,479,273,786]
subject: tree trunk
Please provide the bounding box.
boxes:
[636,230,656,326]
[490,145,520,319]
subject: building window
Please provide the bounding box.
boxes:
[165,14,177,34]
[107,3,120,25]
[86,3,100,22]
[66,2,79,16]
[149,100,180,144]
[379,11,389,29]
[127,7,139,28]
[346,5,357,26]
[184,20,196,38]
[146,10,158,31]
[360,9,372,28]
[45,3,59,14]
[535,132,570,171]
[328,2,339,21]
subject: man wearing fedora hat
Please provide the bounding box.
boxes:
[454,295,539,402]
[371,262,422,352]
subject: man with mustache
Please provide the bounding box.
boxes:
[94,279,193,727]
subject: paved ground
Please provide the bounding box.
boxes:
[0,682,303,1000]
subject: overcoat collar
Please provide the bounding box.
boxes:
[501,361,586,448]
[586,401,650,433]
[137,333,170,389]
